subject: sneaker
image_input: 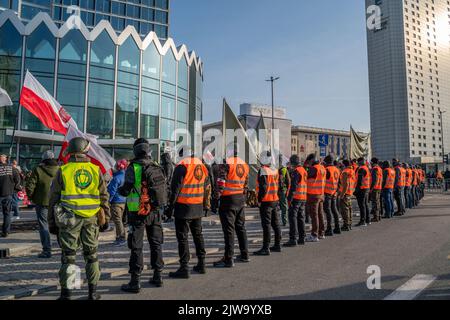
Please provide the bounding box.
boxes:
[305,235,319,242]
[213,257,235,268]
[14,216,20,220]
[318,235,326,240]
[38,252,52,259]
[297,238,305,245]
[235,255,251,263]
[356,222,367,227]
[113,239,127,247]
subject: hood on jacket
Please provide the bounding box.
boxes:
[39,160,59,177]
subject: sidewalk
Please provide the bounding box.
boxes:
[1,208,291,300]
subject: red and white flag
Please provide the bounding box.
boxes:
[20,70,78,135]
[59,126,116,176]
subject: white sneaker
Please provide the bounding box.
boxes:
[305,235,319,242]
[318,235,326,240]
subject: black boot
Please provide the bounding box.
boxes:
[121,275,141,294]
[88,284,101,300]
[253,248,270,256]
[193,258,206,274]
[169,267,190,279]
[283,240,297,247]
[149,270,163,287]
[333,227,341,235]
[270,245,282,252]
[325,228,333,237]
[58,288,72,301]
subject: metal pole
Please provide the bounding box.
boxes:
[440,110,446,170]
[266,76,280,154]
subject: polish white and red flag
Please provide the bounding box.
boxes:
[20,70,78,135]
[20,71,115,176]
[59,126,116,176]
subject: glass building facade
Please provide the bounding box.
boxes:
[0,9,203,170]
[0,0,169,39]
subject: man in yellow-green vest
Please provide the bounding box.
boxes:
[278,154,291,226]
[48,137,110,301]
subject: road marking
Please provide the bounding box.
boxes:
[384,274,437,300]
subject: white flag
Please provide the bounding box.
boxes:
[0,86,13,107]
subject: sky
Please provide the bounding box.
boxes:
[170,0,370,132]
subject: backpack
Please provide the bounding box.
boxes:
[142,161,168,208]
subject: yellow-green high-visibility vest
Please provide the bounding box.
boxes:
[127,163,142,212]
[60,162,101,218]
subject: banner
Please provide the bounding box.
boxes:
[350,126,372,160]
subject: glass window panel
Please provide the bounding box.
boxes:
[161,96,175,119]
[177,101,188,124]
[25,24,56,60]
[0,21,22,57]
[141,91,159,116]
[87,108,113,138]
[140,115,159,140]
[88,82,114,110]
[160,118,175,141]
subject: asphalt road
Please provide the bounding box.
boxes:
[27,194,450,300]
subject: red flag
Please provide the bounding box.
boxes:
[20,71,78,134]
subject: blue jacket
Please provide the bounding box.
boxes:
[108,170,126,204]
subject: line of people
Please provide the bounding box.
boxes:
[12,136,426,300]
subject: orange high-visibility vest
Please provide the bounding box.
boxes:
[420,169,426,183]
[293,166,307,201]
[372,166,383,190]
[412,169,418,186]
[325,166,340,196]
[176,157,208,205]
[256,166,280,202]
[307,164,326,196]
[384,168,395,190]
[395,166,406,187]
[357,165,371,190]
[339,167,356,196]
[222,157,249,197]
[405,168,413,187]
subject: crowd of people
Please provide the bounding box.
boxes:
[0,137,431,300]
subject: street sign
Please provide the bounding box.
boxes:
[319,134,329,147]
[320,146,327,157]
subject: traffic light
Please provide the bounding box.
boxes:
[444,154,449,165]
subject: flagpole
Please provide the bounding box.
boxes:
[8,103,20,159]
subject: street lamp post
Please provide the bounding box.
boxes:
[265,76,280,153]
[439,109,446,170]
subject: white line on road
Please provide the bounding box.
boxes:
[384,274,437,300]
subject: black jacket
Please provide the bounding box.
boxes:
[161,153,174,187]
[119,156,153,200]
[169,157,210,220]
[0,163,21,197]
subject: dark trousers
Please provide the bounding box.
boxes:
[288,200,306,241]
[356,190,370,224]
[259,202,281,249]
[370,190,381,221]
[404,186,413,209]
[324,194,340,231]
[128,212,164,276]
[1,196,12,235]
[175,217,206,269]
[219,206,248,260]
[394,187,405,214]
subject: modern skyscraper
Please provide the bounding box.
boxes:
[0,0,169,39]
[366,0,450,166]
